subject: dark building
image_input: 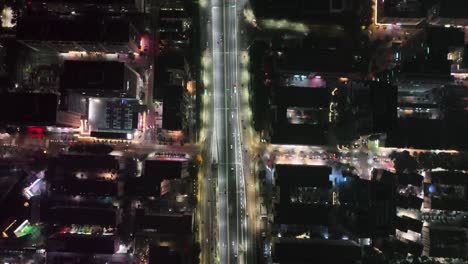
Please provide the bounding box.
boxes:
[251,0,359,23]
[158,2,191,48]
[395,75,445,120]
[0,93,57,125]
[269,86,330,145]
[125,177,160,197]
[398,172,423,187]
[46,235,116,255]
[126,159,188,197]
[46,156,119,199]
[46,206,116,226]
[424,171,468,211]
[386,118,444,149]
[382,78,468,150]
[422,226,468,258]
[17,14,140,53]
[46,154,120,197]
[272,238,362,264]
[135,209,192,234]
[394,239,424,256]
[50,180,118,197]
[429,0,468,26]
[339,177,396,237]
[395,215,423,234]
[144,159,188,181]
[26,0,146,14]
[149,246,182,264]
[380,0,427,25]
[162,85,184,130]
[396,195,423,210]
[0,92,79,127]
[400,26,464,67]
[49,154,120,172]
[279,48,361,74]
[274,165,332,225]
[155,49,189,132]
[344,81,398,137]
[60,60,139,99]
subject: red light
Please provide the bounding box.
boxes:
[26,127,44,138]
[27,1,32,5]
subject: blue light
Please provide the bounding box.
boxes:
[428,184,436,194]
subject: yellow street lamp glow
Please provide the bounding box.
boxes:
[331,88,338,96]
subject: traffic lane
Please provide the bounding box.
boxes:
[215,111,229,262]
[202,164,214,263]
[226,98,239,263]
[224,60,239,264]
[227,1,247,262]
[217,166,228,262]
[231,103,248,263]
[212,2,229,262]
[228,99,245,261]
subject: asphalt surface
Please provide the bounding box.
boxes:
[209,0,249,263]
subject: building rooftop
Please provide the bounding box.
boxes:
[273,238,361,264]
[17,14,133,43]
[383,0,426,18]
[61,60,127,92]
[88,97,142,134]
[149,246,182,264]
[395,215,423,233]
[438,0,468,19]
[50,180,118,197]
[162,85,184,130]
[270,86,330,145]
[252,0,357,22]
[275,165,332,225]
[135,209,192,234]
[430,171,468,185]
[275,165,332,188]
[47,206,116,226]
[46,235,116,254]
[50,154,120,172]
[398,173,423,187]
[144,159,187,181]
[273,85,330,108]
[125,177,160,197]
[338,177,396,236]
[423,226,468,258]
[280,48,359,73]
[396,194,423,209]
[0,93,58,125]
[386,118,443,149]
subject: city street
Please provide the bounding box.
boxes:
[200,0,253,263]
